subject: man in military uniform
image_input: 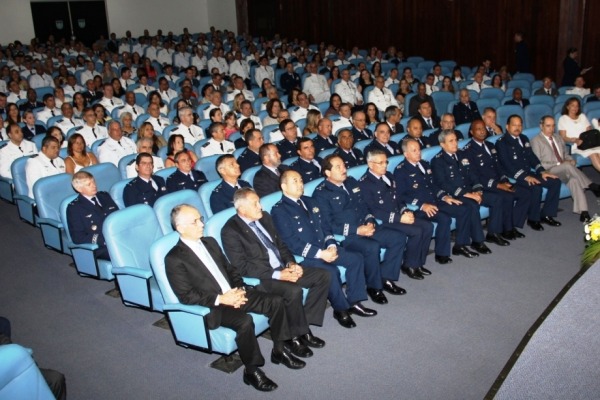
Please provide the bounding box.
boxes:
[364,122,402,157]
[350,110,373,143]
[289,92,318,122]
[289,138,322,183]
[334,129,365,168]
[99,83,124,114]
[276,119,299,161]
[271,170,376,328]
[165,151,208,193]
[430,130,499,256]
[97,121,137,166]
[66,171,118,260]
[200,122,235,157]
[174,106,205,145]
[358,149,433,280]
[145,103,170,134]
[119,92,145,123]
[404,117,435,149]
[0,123,37,179]
[237,129,264,172]
[76,107,108,147]
[495,115,562,231]
[25,136,65,198]
[462,119,531,239]
[253,144,289,198]
[210,154,251,214]
[125,138,165,178]
[123,153,167,207]
[395,138,486,263]
[313,155,408,303]
[35,94,62,125]
[312,118,337,154]
[55,103,83,135]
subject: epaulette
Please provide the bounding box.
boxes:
[396,161,406,169]
[99,140,108,146]
[127,159,136,166]
[30,154,39,158]
[358,174,367,182]
[171,126,179,131]
[0,143,7,149]
[433,152,443,158]
[75,126,83,130]
[202,142,210,147]
[57,118,65,123]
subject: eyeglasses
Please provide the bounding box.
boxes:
[182,217,204,225]
[369,160,389,165]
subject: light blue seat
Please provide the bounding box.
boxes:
[431,91,454,115]
[11,155,37,225]
[204,208,237,247]
[524,104,553,129]
[353,139,372,153]
[240,165,261,186]
[421,146,440,162]
[495,105,525,127]
[0,344,55,400]
[346,165,368,180]
[154,189,205,234]
[512,73,535,83]
[90,138,106,158]
[198,180,221,218]
[583,101,600,115]
[261,124,278,143]
[529,95,554,108]
[259,191,282,214]
[118,154,137,179]
[109,178,133,209]
[0,173,14,204]
[148,232,269,357]
[282,156,298,166]
[81,162,121,193]
[476,98,500,111]
[104,204,165,311]
[192,139,209,157]
[387,155,405,172]
[479,88,505,100]
[32,134,45,150]
[194,154,220,181]
[318,147,337,159]
[60,194,114,280]
[33,173,75,254]
[155,166,177,181]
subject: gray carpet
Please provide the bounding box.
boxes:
[0,188,596,400]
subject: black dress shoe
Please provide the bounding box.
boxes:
[349,302,378,317]
[527,220,544,231]
[486,233,510,246]
[589,183,600,197]
[435,255,453,264]
[452,245,479,258]
[271,348,305,369]
[512,228,526,238]
[540,216,561,227]
[300,331,325,348]
[580,211,591,223]
[286,337,313,358]
[501,230,516,240]
[471,242,492,254]
[244,368,278,392]
[383,279,407,295]
[333,310,356,328]
[419,266,432,276]
[367,288,388,304]
[401,267,424,280]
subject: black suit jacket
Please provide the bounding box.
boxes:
[452,101,481,125]
[221,213,295,280]
[416,115,440,130]
[253,165,288,198]
[505,99,530,108]
[19,102,44,112]
[165,237,245,329]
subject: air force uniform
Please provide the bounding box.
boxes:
[173,124,206,145]
[237,148,261,172]
[123,175,167,207]
[97,136,137,166]
[334,148,365,169]
[0,141,38,178]
[165,169,208,193]
[210,179,251,214]
[364,139,402,158]
[290,157,323,183]
[313,135,337,154]
[277,139,297,160]
[200,138,235,157]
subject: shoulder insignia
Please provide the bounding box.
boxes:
[172,126,179,131]
[0,143,7,149]
[202,142,210,147]
[75,126,83,130]
[30,154,39,158]
[57,119,65,123]
[127,159,136,165]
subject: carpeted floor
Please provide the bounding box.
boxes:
[0,186,597,399]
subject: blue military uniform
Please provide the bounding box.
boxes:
[276,139,297,161]
[334,147,365,168]
[66,192,118,260]
[351,127,373,143]
[402,135,435,150]
[358,170,432,268]
[165,169,208,193]
[495,133,561,221]
[394,159,484,252]
[209,179,251,214]
[463,138,531,229]
[364,139,402,158]
[271,195,367,309]
[312,135,337,154]
[290,157,323,183]
[237,148,261,172]
[313,177,406,287]
[123,175,167,207]
[430,149,505,234]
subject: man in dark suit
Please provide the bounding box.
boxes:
[351,110,373,142]
[82,79,103,106]
[505,88,529,108]
[165,151,208,193]
[21,110,46,140]
[533,77,558,97]
[271,170,377,327]
[222,187,329,350]
[237,129,264,172]
[335,129,365,168]
[280,62,301,95]
[453,89,481,125]
[253,143,289,197]
[66,171,119,260]
[18,89,43,112]
[384,106,404,134]
[586,84,600,103]
[408,83,436,117]
[166,204,305,392]
[430,113,464,144]
[312,118,337,154]
[123,153,167,207]
[289,138,323,183]
[415,101,440,131]
[364,122,402,157]
[210,155,252,214]
[404,117,435,149]
[276,119,299,161]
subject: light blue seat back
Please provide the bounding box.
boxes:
[347,165,368,180]
[195,154,220,181]
[495,105,525,126]
[303,177,324,196]
[260,191,282,213]
[353,139,372,153]
[421,147,440,162]
[204,207,237,248]
[104,204,165,311]
[0,344,55,400]
[282,156,298,166]
[11,155,37,224]
[198,179,221,218]
[109,178,133,209]
[32,134,45,151]
[524,104,553,129]
[431,91,454,115]
[118,153,137,179]
[155,166,177,181]
[479,88,505,100]
[240,165,261,186]
[82,162,121,193]
[529,95,554,107]
[153,189,204,234]
[387,155,405,172]
[476,98,500,111]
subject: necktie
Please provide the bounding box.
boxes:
[71,86,76,92]
[516,137,523,147]
[381,175,391,186]
[92,128,97,138]
[417,162,426,174]
[195,241,231,293]
[157,119,161,127]
[487,126,494,136]
[70,118,74,125]
[91,196,102,208]
[132,107,137,115]
[110,99,114,106]
[548,136,563,163]
[297,199,309,216]
[482,143,491,156]
[249,221,283,266]
[220,142,224,152]
[453,154,459,164]
[426,118,432,129]
[340,184,350,195]
[118,140,122,147]
[149,179,158,191]
[188,173,195,183]
[546,89,551,95]
[380,88,385,95]
[51,110,55,116]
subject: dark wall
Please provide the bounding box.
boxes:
[245,0,596,86]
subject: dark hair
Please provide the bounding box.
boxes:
[167,134,185,156]
[296,136,312,150]
[279,118,294,133]
[561,97,581,116]
[135,152,153,165]
[321,154,343,173]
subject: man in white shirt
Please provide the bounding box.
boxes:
[200,122,235,157]
[119,92,145,122]
[466,72,490,93]
[384,68,400,88]
[118,67,135,90]
[173,44,190,70]
[157,41,175,66]
[255,56,275,86]
[28,65,55,89]
[35,94,62,124]
[368,76,399,112]
[203,91,231,119]
[332,103,353,134]
[133,75,153,95]
[334,69,363,106]
[6,81,27,103]
[76,107,108,146]
[0,123,38,178]
[63,75,84,97]
[237,100,262,129]
[80,60,100,85]
[145,103,170,133]
[125,137,166,178]
[55,103,83,134]
[175,106,205,145]
[424,74,439,95]
[157,77,178,104]
[191,47,208,74]
[565,76,591,97]
[227,76,255,102]
[97,121,137,166]
[99,83,124,113]
[229,52,250,85]
[289,92,319,122]
[25,136,65,197]
[144,38,160,62]
[302,62,330,104]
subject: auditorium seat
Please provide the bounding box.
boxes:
[240,165,261,186]
[108,178,133,209]
[529,95,554,108]
[198,180,221,218]
[82,162,121,193]
[0,344,55,400]
[153,189,205,234]
[11,155,37,225]
[118,154,137,179]
[495,105,525,127]
[194,154,220,181]
[524,104,553,129]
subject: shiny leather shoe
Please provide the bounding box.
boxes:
[271,348,305,369]
[349,302,378,317]
[471,242,492,254]
[383,279,406,295]
[540,216,561,227]
[333,310,356,328]
[589,183,600,197]
[486,233,510,246]
[512,228,525,238]
[527,220,544,231]
[580,211,591,223]
[419,266,432,276]
[286,337,313,358]
[367,288,388,304]
[300,331,325,348]
[501,230,516,240]
[452,245,479,258]
[243,368,278,392]
[401,267,424,280]
[435,255,453,264]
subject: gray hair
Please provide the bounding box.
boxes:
[232,187,257,210]
[438,129,457,144]
[72,171,94,191]
[401,137,419,153]
[366,148,387,162]
[177,106,193,118]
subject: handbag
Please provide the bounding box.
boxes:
[578,129,600,150]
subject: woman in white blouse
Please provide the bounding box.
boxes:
[558,97,599,171]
